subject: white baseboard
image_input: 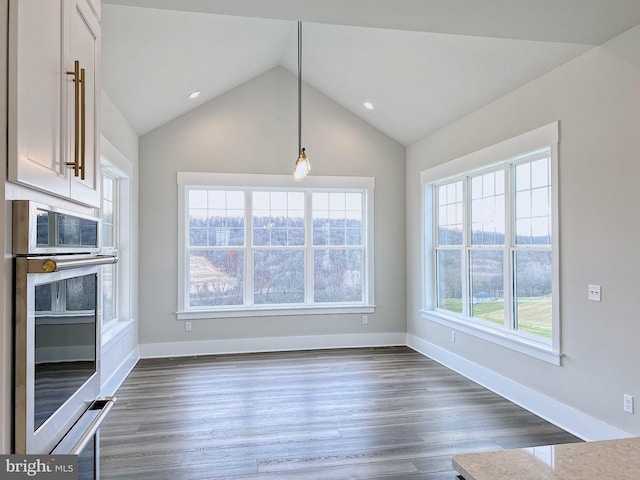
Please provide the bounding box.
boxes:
[139,332,406,359]
[407,334,630,442]
[100,347,139,397]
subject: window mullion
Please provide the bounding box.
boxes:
[245,190,254,306]
[505,165,514,331]
[430,185,437,312]
[462,177,470,317]
[305,191,314,304]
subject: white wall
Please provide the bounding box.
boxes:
[138,66,406,355]
[406,25,640,437]
[101,90,139,165]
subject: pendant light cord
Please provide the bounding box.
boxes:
[298,21,302,155]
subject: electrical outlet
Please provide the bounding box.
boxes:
[451,331,456,342]
[362,315,368,325]
[185,321,192,332]
[624,394,634,414]
[588,284,601,302]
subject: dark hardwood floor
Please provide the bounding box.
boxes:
[100,347,581,479]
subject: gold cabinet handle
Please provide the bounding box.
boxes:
[65,60,80,177]
[80,67,86,180]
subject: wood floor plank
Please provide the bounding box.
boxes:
[100,347,581,479]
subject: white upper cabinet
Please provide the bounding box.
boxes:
[8,0,101,207]
[86,0,101,20]
[8,0,68,199]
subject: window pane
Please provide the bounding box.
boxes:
[515,158,551,245]
[103,263,116,322]
[189,190,207,209]
[102,175,116,248]
[516,190,531,219]
[436,181,463,246]
[330,192,346,211]
[469,250,504,325]
[208,190,226,208]
[470,171,505,245]
[313,192,363,247]
[227,191,245,209]
[531,158,550,188]
[345,193,362,210]
[436,249,462,313]
[188,250,244,306]
[514,250,552,340]
[531,187,549,217]
[314,250,362,303]
[253,192,305,247]
[188,190,245,247]
[254,250,304,304]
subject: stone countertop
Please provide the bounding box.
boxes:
[452,437,640,480]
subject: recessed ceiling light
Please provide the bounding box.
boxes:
[188,90,201,100]
[363,101,375,111]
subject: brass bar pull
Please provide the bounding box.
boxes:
[26,255,118,274]
[65,60,80,177]
[80,67,86,180]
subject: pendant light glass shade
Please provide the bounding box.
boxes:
[293,21,310,181]
[293,148,310,181]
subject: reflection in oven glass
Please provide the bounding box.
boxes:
[78,435,96,480]
[33,275,97,431]
[58,215,98,247]
[36,212,49,245]
[35,209,98,248]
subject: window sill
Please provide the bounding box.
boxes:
[421,310,562,366]
[177,304,376,320]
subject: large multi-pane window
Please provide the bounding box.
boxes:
[178,174,374,317]
[424,122,559,363]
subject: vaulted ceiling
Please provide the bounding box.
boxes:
[101,0,640,146]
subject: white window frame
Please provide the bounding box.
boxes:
[177,173,375,319]
[101,169,119,330]
[100,137,135,341]
[421,122,561,365]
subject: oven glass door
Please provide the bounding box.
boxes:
[34,272,97,430]
[14,261,102,454]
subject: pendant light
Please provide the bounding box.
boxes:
[293,21,310,181]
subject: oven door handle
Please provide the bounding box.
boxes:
[27,255,118,273]
[69,397,117,456]
[51,397,117,456]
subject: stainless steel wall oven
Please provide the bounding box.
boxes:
[13,200,116,477]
